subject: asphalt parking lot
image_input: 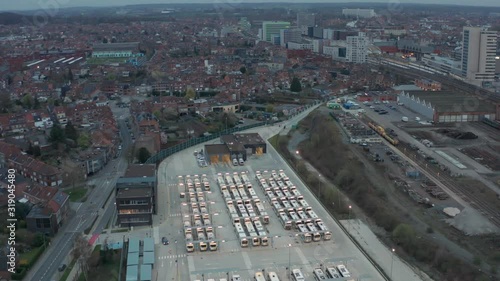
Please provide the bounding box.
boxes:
[156,136,386,281]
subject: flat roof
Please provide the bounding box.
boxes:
[117,187,152,199]
[126,265,138,281]
[116,177,156,185]
[205,144,231,155]
[143,251,155,265]
[128,238,140,253]
[401,91,496,113]
[140,264,152,281]
[220,133,266,153]
[124,164,156,178]
[143,238,154,253]
[127,251,139,266]
[93,42,139,52]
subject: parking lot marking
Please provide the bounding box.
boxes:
[154,226,160,244]
[241,251,253,276]
[294,247,313,273]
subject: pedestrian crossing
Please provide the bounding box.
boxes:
[158,254,186,260]
[169,213,182,217]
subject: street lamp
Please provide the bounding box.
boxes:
[295,150,299,155]
[348,205,352,230]
[318,174,321,198]
[391,248,395,280]
[288,243,292,280]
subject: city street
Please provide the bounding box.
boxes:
[26,103,132,281]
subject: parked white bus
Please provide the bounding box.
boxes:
[336,265,350,277]
[267,271,280,281]
[325,267,341,278]
[313,268,327,280]
[254,272,266,281]
[291,269,305,281]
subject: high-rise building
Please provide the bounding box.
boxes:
[262,21,291,42]
[461,26,497,86]
[346,32,368,63]
[297,12,316,27]
[280,28,302,47]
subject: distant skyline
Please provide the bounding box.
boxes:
[2,0,500,11]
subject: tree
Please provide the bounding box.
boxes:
[0,92,11,112]
[290,77,302,92]
[33,98,41,109]
[72,234,92,281]
[65,122,79,141]
[265,104,274,113]
[22,94,33,109]
[392,223,416,249]
[49,124,65,145]
[137,147,151,163]
[185,87,196,100]
[32,233,47,247]
[77,133,91,149]
[239,66,247,74]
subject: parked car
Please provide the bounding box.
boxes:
[238,158,244,166]
[58,264,67,272]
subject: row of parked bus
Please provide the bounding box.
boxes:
[225,199,270,224]
[180,174,210,201]
[185,227,218,252]
[233,217,269,247]
[313,265,351,280]
[257,170,332,242]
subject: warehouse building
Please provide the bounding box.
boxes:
[92,42,140,58]
[205,133,266,164]
[398,91,498,123]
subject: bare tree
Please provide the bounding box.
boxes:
[71,234,92,281]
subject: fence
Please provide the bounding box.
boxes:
[145,122,267,164]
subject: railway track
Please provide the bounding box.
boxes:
[469,122,500,141]
[398,142,500,228]
[373,61,500,103]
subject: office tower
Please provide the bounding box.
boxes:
[280,28,302,47]
[297,12,316,27]
[262,21,291,42]
[346,32,368,63]
[461,26,497,86]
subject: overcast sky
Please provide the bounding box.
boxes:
[1,0,499,11]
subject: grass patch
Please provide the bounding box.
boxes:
[59,258,77,281]
[19,245,44,266]
[110,228,128,233]
[67,187,88,202]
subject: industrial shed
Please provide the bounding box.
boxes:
[398,91,497,123]
[204,133,267,164]
[221,133,266,159]
[205,144,232,164]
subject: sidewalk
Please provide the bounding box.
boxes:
[342,219,433,281]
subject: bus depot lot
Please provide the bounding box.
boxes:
[158,143,385,281]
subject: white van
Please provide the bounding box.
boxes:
[415,117,421,121]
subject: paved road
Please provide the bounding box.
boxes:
[26,106,131,281]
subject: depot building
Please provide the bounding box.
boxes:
[397,91,499,123]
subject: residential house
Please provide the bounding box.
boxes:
[24,185,69,235]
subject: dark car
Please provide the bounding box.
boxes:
[162,237,169,245]
[58,264,67,272]
[379,111,388,115]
